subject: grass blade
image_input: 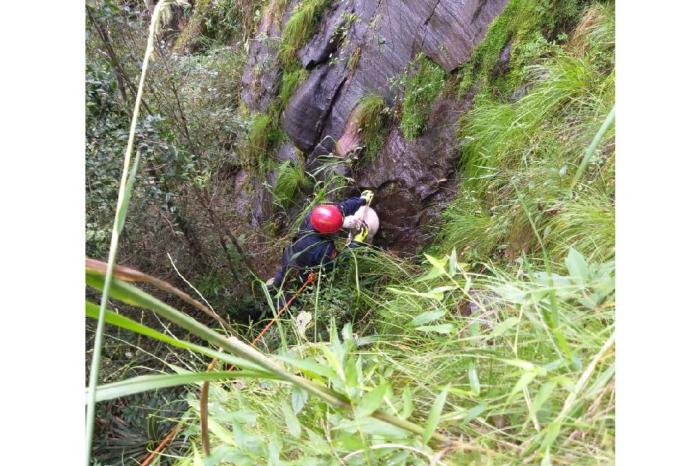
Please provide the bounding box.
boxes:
[423,385,449,444]
[84,301,269,374]
[356,383,389,418]
[570,106,615,193]
[91,371,258,402]
[86,267,460,446]
[86,258,234,333]
[85,2,166,463]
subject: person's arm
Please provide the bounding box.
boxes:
[337,196,366,216]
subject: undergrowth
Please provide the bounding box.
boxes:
[353,93,387,160]
[441,0,615,264]
[86,2,616,465]
[272,158,312,208]
[398,53,446,140]
[279,0,331,66]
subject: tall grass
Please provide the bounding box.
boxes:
[163,246,614,464]
[272,158,311,208]
[439,2,615,265]
[84,2,168,463]
[279,0,331,66]
[86,2,616,464]
[399,53,446,140]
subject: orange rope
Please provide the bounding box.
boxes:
[252,272,316,346]
[140,423,180,466]
[146,272,317,462]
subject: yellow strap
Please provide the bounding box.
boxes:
[353,226,368,243]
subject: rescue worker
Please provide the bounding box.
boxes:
[268,190,374,291]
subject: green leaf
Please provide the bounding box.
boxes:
[276,355,336,380]
[501,359,536,371]
[291,385,309,414]
[415,324,454,335]
[585,365,614,399]
[415,268,445,283]
[267,438,282,466]
[462,404,487,424]
[424,253,448,276]
[333,417,409,438]
[281,402,301,438]
[356,335,380,346]
[356,383,388,418]
[532,272,572,289]
[508,371,538,402]
[428,285,458,298]
[493,284,526,304]
[342,322,354,343]
[448,248,458,276]
[91,371,247,402]
[541,421,562,450]
[115,150,141,234]
[532,381,556,414]
[410,310,446,326]
[541,448,552,466]
[565,247,589,284]
[468,362,481,396]
[423,385,449,443]
[387,286,454,301]
[489,316,520,338]
[208,418,236,446]
[401,386,414,419]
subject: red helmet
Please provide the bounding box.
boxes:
[310,204,343,234]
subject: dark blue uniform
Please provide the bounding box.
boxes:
[272,197,366,288]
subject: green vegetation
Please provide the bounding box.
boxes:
[353,93,387,160]
[247,112,274,157]
[246,112,283,170]
[279,0,331,66]
[272,159,312,208]
[399,53,446,140]
[85,1,266,461]
[86,1,615,465]
[443,1,614,265]
[457,0,602,97]
[279,67,309,108]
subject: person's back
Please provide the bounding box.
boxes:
[270,195,369,289]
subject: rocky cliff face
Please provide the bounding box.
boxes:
[239,0,508,253]
[354,91,477,254]
[282,0,508,161]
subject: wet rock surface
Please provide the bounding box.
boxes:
[241,1,300,113]
[355,93,475,255]
[281,0,508,165]
[238,0,508,252]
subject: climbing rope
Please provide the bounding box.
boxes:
[253,272,317,345]
[193,272,318,458]
[139,423,181,466]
